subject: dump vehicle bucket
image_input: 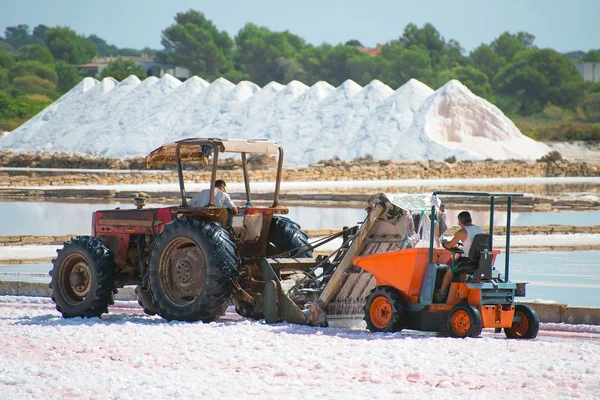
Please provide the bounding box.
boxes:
[353,248,453,303]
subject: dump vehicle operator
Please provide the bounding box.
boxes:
[190,179,239,215]
[434,211,483,302]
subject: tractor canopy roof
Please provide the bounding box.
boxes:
[145,138,281,167]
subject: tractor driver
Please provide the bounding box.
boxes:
[434,211,484,303]
[189,179,238,215]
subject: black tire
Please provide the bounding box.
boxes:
[49,236,117,318]
[147,218,239,322]
[266,216,312,258]
[234,216,311,320]
[505,304,540,339]
[363,286,406,333]
[232,297,264,320]
[447,304,483,338]
[135,285,159,316]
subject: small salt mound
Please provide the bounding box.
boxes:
[212,81,261,136]
[227,81,261,104]
[302,80,393,163]
[219,81,284,140]
[291,81,335,110]
[364,79,436,160]
[169,77,237,142]
[81,77,99,93]
[413,80,551,160]
[119,75,143,87]
[274,81,309,107]
[262,81,335,153]
[288,80,364,164]
[355,79,394,107]
[143,75,209,142]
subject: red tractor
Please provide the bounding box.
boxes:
[50,138,311,322]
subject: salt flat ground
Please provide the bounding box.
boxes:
[0,297,599,400]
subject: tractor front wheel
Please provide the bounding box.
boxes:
[364,286,406,333]
[147,218,238,322]
[50,236,117,318]
[505,304,540,339]
[447,304,482,338]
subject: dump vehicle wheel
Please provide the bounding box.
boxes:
[135,284,158,316]
[505,304,540,339]
[147,218,238,322]
[50,236,117,318]
[447,304,482,338]
[266,216,312,258]
[364,286,406,332]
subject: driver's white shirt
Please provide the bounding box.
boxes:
[462,225,485,255]
[189,188,235,209]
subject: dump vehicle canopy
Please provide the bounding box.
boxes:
[145,138,281,167]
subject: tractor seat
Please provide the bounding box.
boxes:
[450,234,493,280]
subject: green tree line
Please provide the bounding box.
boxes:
[1,10,600,136]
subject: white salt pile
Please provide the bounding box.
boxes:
[0,74,551,164]
[411,80,551,160]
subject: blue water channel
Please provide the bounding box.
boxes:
[1,199,598,308]
[1,200,599,236]
[2,251,598,307]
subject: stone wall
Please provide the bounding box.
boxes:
[0,159,598,188]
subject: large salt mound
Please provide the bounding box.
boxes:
[0,74,551,163]
[410,80,551,160]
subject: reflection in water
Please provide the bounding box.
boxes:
[3,251,599,308]
[0,201,168,236]
[0,201,598,235]
[0,263,51,283]
[496,251,600,308]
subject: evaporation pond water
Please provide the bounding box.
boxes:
[0,201,599,235]
[2,251,598,308]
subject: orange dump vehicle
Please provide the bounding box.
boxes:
[353,191,539,339]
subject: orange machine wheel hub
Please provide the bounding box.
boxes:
[509,311,529,337]
[451,310,472,336]
[370,297,392,329]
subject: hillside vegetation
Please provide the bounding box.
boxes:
[1,10,599,141]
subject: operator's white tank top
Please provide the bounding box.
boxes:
[462,225,485,256]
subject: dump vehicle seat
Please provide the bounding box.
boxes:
[451,234,493,280]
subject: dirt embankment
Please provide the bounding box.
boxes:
[0,159,599,188]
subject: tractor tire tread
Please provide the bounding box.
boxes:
[50,236,117,319]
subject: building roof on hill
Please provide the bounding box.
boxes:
[359,44,382,57]
[77,55,155,67]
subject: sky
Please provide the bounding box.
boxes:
[1,0,599,54]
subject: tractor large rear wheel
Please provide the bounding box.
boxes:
[447,304,482,338]
[147,218,238,322]
[50,236,117,318]
[505,304,539,339]
[364,286,406,332]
